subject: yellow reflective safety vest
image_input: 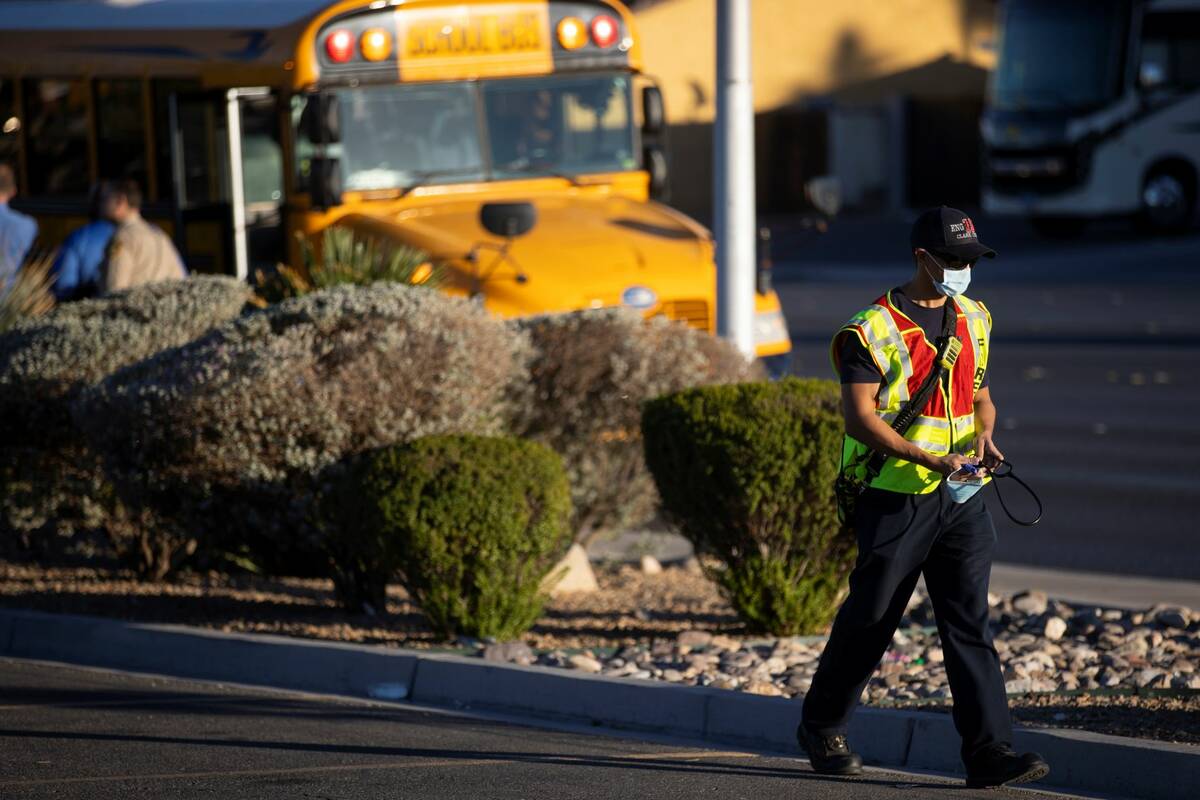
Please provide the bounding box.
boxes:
[831,291,992,494]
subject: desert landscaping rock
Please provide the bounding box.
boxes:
[483,641,535,665]
[676,630,713,650]
[1012,590,1049,616]
[545,543,599,595]
[640,555,663,575]
[567,653,603,673]
[1156,607,1189,630]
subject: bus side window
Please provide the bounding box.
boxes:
[95,79,147,187]
[291,95,317,192]
[23,78,90,196]
[1141,13,1200,91]
[0,78,17,178]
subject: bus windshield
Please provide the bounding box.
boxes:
[328,73,636,192]
[990,0,1130,112]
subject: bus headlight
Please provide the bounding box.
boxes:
[754,309,789,346]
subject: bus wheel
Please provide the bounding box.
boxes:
[1140,167,1196,234]
[1029,216,1087,239]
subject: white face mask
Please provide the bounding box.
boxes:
[925,255,971,297]
[945,475,985,503]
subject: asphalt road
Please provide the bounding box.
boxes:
[0,658,1081,800]
[772,213,1200,582]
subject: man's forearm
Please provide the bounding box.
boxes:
[975,396,996,439]
[846,412,939,470]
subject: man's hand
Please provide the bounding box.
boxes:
[974,432,1005,469]
[931,453,978,476]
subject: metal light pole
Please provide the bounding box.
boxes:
[714,0,756,358]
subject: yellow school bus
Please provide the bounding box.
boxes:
[0,0,791,365]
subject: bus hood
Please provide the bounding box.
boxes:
[339,193,716,318]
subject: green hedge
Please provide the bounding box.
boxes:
[322,435,572,636]
[641,377,854,636]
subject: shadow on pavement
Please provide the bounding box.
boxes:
[0,726,973,794]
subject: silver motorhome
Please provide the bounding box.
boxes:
[983,0,1200,234]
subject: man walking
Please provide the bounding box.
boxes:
[0,162,38,292]
[99,180,186,292]
[798,207,1049,788]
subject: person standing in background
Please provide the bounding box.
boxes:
[100,179,186,292]
[0,162,38,293]
[50,184,115,301]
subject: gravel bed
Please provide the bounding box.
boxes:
[2,559,1197,744]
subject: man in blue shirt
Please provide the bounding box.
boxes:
[0,163,38,292]
[50,184,115,301]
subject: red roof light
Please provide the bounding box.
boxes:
[590,15,619,48]
[325,29,355,63]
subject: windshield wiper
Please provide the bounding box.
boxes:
[495,161,582,185]
[398,166,487,197]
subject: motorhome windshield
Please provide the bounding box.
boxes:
[990,0,1130,112]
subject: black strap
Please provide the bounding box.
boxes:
[988,460,1043,526]
[859,299,958,482]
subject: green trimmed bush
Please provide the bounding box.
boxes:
[0,277,250,569]
[75,283,530,577]
[512,309,761,543]
[323,435,572,635]
[641,377,854,636]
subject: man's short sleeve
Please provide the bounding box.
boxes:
[835,330,885,385]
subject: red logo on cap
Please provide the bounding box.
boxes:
[962,217,976,237]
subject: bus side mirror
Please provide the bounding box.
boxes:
[302,94,342,144]
[480,202,537,238]
[642,85,665,135]
[310,156,343,210]
[644,145,669,200]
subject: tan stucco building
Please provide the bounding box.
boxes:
[630,0,997,219]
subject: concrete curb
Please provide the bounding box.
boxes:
[2,608,1195,800]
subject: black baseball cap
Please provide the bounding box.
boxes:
[910,206,997,262]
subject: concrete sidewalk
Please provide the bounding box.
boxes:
[2,608,1195,800]
[988,563,1200,611]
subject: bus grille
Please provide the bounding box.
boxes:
[656,299,710,331]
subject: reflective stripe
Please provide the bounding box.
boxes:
[860,306,912,407]
[840,305,912,408]
[879,411,950,430]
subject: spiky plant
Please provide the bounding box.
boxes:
[0,252,56,333]
[253,226,442,304]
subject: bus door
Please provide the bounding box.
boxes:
[167,88,284,279]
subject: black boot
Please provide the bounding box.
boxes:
[796,724,863,776]
[965,743,1049,788]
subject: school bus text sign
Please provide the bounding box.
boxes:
[396,3,553,81]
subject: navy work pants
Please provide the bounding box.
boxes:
[801,483,1013,764]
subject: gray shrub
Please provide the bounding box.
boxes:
[512,309,762,543]
[0,276,251,447]
[0,277,250,564]
[75,283,530,574]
